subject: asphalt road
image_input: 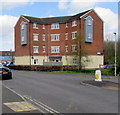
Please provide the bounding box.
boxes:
[2,70,119,113]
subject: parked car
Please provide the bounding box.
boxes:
[0,64,12,80]
[6,62,15,67]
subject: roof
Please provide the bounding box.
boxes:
[0,51,15,56]
[22,9,91,24]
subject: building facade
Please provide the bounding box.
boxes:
[0,51,15,63]
[15,9,104,69]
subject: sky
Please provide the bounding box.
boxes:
[0,0,119,51]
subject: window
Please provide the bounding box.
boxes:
[72,45,77,52]
[51,46,60,53]
[73,58,77,64]
[72,20,77,27]
[42,46,46,53]
[21,24,24,30]
[88,33,92,39]
[72,31,77,39]
[65,45,68,52]
[43,24,45,29]
[88,20,92,25]
[66,23,68,28]
[21,36,25,42]
[51,23,59,29]
[42,34,46,41]
[34,59,38,65]
[84,16,93,43]
[33,46,39,53]
[33,23,38,29]
[33,34,39,41]
[65,33,68,40]
[51,34,60,41]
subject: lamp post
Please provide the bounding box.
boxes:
[113,32,117,76]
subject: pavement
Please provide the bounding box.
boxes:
[2,85,41,114]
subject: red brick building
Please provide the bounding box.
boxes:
[15,9,104,69]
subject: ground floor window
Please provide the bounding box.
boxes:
[34,59,38,65]
[73,58,77,64]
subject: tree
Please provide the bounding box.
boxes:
[76,33,89,70]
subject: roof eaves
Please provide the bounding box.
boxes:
[79,9,93,19]
[21,15,30,22]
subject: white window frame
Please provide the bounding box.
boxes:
[65,33,68,40]
[33,23,38,29]
[43,24,45,29]
[42,34,46,41]
[51,34,60,41]
[66,23,68,28]
[72,20,77,27]
[34,59,38,65]
[51,23,59,29]
[33,34,39,41]
[51,46,60,53]
[42,46,46,53]
[33,46,39,53]
[72,44,77,52]
[72,31,77,39]
[65,45,68,52]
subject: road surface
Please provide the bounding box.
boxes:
[2,70,119,114]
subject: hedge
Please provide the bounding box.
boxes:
[8,65,79,71]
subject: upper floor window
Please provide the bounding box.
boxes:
[33,46,39,53]
[33,23,38,29]
[21,24,24,30]
[43,24,45,29]
[33,34,39,41]
[21,36,25,42]
[65,33,68,40]
[51,23,59,29]
[42,46,46,53]
[72,20,77,27]
[66,23,68,28]
[72,31,77,39]
[72,44,77,52]
[88,33,92,39]
[84,16,93,43]
[51,46,60,53]
[51,34,60,41]
[65,45,68,52]
[88,20,92,25]
[42,34,46,41]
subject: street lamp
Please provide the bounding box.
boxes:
[113,32,117,76]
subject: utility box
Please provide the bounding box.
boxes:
[95,70,102,82]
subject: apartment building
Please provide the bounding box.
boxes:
[15,9,104,69]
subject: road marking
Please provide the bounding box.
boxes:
[4,101,38,112]
[23,95,62,115]
[3,84,62,114]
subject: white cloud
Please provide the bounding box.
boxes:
[68,0,97,14]
[0,15,18,51]
[94,7,118,32]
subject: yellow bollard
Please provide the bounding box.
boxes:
[95,70,102,82]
